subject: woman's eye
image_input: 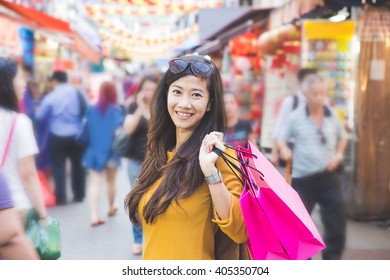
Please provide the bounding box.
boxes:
[193,93,202,98]
[172,90,181,95]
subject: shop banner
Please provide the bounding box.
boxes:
[19,27,34,71]
[0,16,22,56]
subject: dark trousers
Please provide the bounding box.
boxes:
[292,171,346,260]
[49,133,86,203]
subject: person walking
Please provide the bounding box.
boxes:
[270,68,318,166]
[34,77,55,181]
[82,81,123,227]
[35,70,87,204]
[122,73,159,255]
[0,169,39,259]
[0,57,47,226]
[223,90,257,148]
[125,54,247,260]
[279,75,348,260]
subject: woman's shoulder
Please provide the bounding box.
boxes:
[15,112,33,127]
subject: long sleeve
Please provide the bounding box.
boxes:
[34,96,51,122]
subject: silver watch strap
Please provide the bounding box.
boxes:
[204,171,222,185]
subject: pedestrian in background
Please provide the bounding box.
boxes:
[82,81,123,227]
[270,68,318,166]
[34,77,54,181]
[279,75,347,260]
[125,54,247,260]
[123,76,139,110]
[0,57,47,226]
[223,90,257,148]
[122,73,159,255]
[0,169,39,259]
[35,70,87,205]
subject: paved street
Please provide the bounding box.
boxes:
[47,160,390,260]
[47,160,141,260]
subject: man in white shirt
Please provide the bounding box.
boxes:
[270,68,318,167]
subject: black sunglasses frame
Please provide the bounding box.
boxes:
[168,59,212,77]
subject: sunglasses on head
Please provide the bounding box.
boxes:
[168,58,211,77]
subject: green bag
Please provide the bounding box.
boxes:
[26,210,61,260]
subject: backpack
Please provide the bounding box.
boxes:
[77,90,87,118]
[292,94,299,111]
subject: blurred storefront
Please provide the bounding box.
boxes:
[0,0,101,96]
[256,0,390,220]
[196,7,271,143]
[196,0,390,220]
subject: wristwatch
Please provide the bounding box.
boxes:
[204,171,223,185]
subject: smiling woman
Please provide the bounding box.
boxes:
[125,54,248,260]
[167,75,210,138]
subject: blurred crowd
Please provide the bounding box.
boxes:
[0,55,163,259]
[1,54,348,260]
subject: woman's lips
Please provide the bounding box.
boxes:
[176,111,193,120]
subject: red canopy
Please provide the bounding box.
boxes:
[0,0,72,34]
[0,0,101,63]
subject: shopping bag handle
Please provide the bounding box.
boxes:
[212,146,248,185]
[212,146,259,196]
[213,145,264,179]
[223,143,258,159]
[212,145,265,194]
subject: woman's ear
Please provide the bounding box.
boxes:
[206,104,211,112]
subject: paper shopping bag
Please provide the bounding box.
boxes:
[239,168,290,259]
[237,141,326,260]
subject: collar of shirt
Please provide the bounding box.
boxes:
[305,105,332,118]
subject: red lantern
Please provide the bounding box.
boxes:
[230,32,257,56]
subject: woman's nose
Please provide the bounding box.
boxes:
[178,95,191,108]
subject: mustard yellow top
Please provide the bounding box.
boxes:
[139,147,248,260]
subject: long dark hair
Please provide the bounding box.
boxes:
[125,55,226,226]
[0,57,19,112]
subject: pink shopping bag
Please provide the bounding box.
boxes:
[240,163,290,259]
[236,141,326,260]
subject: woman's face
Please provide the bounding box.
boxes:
[13,67,26,101]
[167,75,210,135]
[139,80,158,105]
[223,93,238,119]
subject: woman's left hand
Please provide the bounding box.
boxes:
[199,131,224,176]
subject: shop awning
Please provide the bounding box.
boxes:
[199,8,252,42]
[0,0,101,63]
[197,8,271,55]
[267,0,324,30]
[267,0,389,30]
[0,0,72,35]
